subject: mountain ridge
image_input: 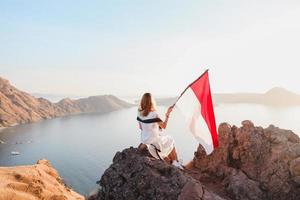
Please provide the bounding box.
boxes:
[0,77,133,127]
[155,87,300,106]
[213,87,300,106]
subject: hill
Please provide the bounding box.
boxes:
[154,87,300,107]
[213,87,300,106]
[0,77,132,127]
[56,95,132,114]
[0,159,84,200]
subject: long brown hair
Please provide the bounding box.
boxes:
[138,93,156,117]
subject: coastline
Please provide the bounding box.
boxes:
[0,127,8,132]
[0,123,19,132]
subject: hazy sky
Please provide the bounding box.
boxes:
[1,0,300,97]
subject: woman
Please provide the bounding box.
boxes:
[137,93,181,168]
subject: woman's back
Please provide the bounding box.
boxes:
[138,111,160,144]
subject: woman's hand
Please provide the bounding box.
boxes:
[165,106,174,118]
[160,105,174,129]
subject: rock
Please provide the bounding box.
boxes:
[91,147,224,200]
[241,120,254,130]
[290,157,300,177]
[0,159,84,200]
[224,169,265,200]
[192,120,300,200]
[88,121,300,199]
[178,181,224,200]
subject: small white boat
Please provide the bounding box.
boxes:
[11,151,20,155]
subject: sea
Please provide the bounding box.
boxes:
[0,104,300,195]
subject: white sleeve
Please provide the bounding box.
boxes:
[153,111,160,119]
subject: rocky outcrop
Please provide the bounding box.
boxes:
[192,120,300,200]
[91,122,300,200]
[0,77,132,127]
[89,147,224,200]
[0,159,84,200]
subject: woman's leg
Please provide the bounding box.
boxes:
[164,156,172,164]
[168,147,178,162]
[173,147,179,161]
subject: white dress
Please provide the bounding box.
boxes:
[138,111,175,159]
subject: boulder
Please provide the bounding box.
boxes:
[90,147,224,200]
[192,120,300,200]
[90,121,300,200]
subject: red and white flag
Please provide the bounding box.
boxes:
[175,70,219,154]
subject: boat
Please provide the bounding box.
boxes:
[11,151,20,155]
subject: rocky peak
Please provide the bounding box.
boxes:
[0,76,16,94]
[58,98,73,104]
[0,76,10,87]
[192,120,300,200]
[91,121,300,200]
[89,147,224,200]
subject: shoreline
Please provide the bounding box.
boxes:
[0,123,19,132]
[0,127,8,132]
[0,106,137,132]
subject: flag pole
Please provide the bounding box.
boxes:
[171,69,209,107]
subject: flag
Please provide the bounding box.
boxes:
[175,70,218,154]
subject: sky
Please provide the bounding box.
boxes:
[1,0,300,98]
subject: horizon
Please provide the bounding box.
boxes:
[28,85,300,98]
[2,75,299,102]
[1,1,300,97]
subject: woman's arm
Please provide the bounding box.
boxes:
[158,116,169,129]
[158,106,173,129]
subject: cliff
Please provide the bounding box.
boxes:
[91,121,300,200]
[0,77,132,127]
[0,77,65,127]
[0,159,84,200]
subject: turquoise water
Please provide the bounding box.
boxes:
[0,104,299,195]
